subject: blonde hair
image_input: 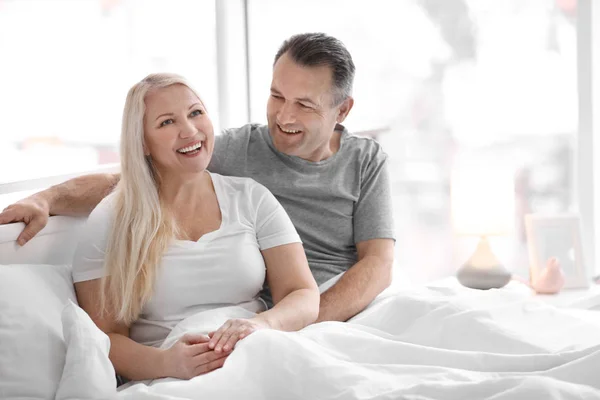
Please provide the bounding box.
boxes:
[101,73,204,324]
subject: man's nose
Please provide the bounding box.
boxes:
[277,102,296,124]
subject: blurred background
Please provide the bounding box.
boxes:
[0,0,585,282]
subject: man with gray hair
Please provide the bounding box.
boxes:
[0,32,396,322]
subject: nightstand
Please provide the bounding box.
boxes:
[521,282,600,310]
[427,277,600,311]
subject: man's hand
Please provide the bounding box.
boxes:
[161,333,229,380]
[208,317,271,354]
[0,196,50,246]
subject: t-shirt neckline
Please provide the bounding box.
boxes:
[173,171,225,245]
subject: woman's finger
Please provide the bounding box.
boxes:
[208,321,231,350]
[222,330,242,352]
[194,353,228,376]
[194,347,228,365]
[188,342,212,357]
[238,326,252,340]
[214,326,236,353]
[181,333,210,345]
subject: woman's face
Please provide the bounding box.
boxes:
[143,84,214,178]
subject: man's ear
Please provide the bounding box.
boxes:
[336,96,354,124]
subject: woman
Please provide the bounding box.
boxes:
[72,73,320,381]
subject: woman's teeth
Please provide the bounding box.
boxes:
[177,142,202,154]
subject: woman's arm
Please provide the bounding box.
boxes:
[208,243,319,353]
[75,279,228,380]
[208,182,319,353]
[75,279,165,380]
[257,242,320,330]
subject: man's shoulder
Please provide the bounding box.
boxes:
[212,124,269,173]
[341,130,388,165]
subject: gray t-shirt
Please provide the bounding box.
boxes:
[208,123,395,304]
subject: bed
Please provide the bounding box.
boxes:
[2,216,600,400]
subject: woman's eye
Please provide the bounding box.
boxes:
[160,119,174,127]
[190,109,203,117]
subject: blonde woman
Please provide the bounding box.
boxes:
[72,73,319,381]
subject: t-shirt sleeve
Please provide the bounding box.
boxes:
[250,182,302,250]
[353,145,396,244]
[71,196,115,283]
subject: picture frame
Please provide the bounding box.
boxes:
[524,213,589,289]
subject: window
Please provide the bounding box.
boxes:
[248,0,579,282]
[1,0,588,282]
[0,0,218,184]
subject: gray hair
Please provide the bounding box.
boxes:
[274,33,355,106]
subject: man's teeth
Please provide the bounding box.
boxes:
[280,126,300,134]
[177,142,202,153]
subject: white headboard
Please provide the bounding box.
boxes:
[0,216,86,265]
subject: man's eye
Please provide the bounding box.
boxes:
[160,119,174,127]
[271,94,283,100]
[299,103,316,110]
[190,109,203,117]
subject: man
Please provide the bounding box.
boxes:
[0,33,395,322]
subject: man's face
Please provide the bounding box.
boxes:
[266,53,352,162]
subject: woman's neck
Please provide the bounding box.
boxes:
[158,170,212,207]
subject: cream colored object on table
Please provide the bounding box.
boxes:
[451,163,514,290]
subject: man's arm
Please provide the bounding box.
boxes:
[0,173,119,245]
[316,141,396,322]
[316,238,394,322]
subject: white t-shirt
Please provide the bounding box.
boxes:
[72,173,301,347]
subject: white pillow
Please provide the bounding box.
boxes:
[0,264,76,399]
[55,300,116,399]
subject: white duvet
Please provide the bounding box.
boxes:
[115,283,600,400]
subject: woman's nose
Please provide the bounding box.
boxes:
[180,120,197,138]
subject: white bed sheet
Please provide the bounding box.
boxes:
[115,283,600,400]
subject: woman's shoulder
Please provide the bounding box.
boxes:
[210,173,276,216]
[210,173,270,197]
[85,191,118,231]
[92,191,117,215]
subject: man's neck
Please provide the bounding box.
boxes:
[308,127,343,162]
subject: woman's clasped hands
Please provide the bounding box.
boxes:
[208,317,271,354]
[161,333,230,380]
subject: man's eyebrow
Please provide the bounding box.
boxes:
[271,88,317,106]
[155,113,174,121]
